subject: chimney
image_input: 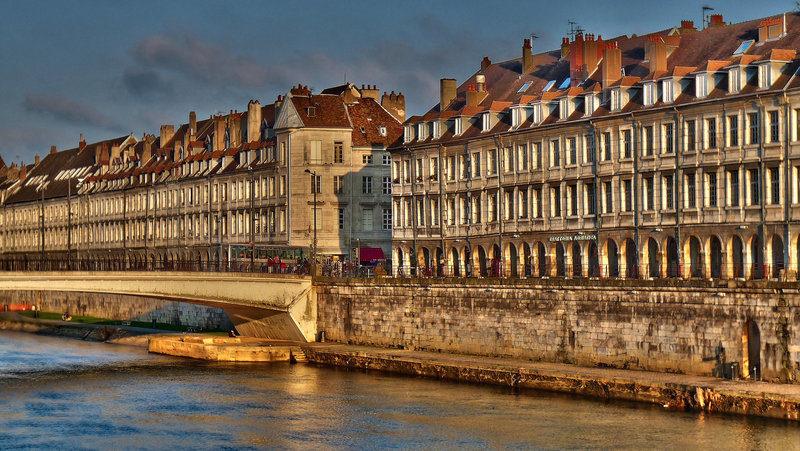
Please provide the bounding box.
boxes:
[189,111,197,139]
[79,133,86,149]
[466,84,479,106]
[476,74,486,92]
[275,95,283,108]
[440,78,457,111]
[143,135,154,163]
[646,35,667,73]
[159,124,175,147]
[561,37,570,60]
[481,57,491,71]
[381,91,406,122]
[213,116,225,151]
[709,14,724,28]
[569,33,585,86]
[361,84,380,101]
[582,33,601,81]
[19,164,26,181]
[680,20,696,34]
[759,16,784,42]
[35,154,40,165]
[111,143,121,162]
[50,145,56,154]
[522,39,533,74]
[601,41,622,89]
[247,100,261,142]
[229,113,242,147]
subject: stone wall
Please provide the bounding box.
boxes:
[0,290,233,331]
[314,278,800,381]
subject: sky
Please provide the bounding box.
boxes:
[0,0,796,165]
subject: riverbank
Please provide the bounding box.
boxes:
[0,312,166,346]
[303,343,800,422]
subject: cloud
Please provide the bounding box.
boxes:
[23,94,120,129]
[122,67,174,98]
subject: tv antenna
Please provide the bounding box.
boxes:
[529,33,538,45]
[702,5,714,29]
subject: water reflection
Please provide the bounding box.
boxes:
[0,331,799,449]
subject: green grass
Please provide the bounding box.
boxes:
[19,311,227,333]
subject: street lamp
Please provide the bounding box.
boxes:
[304,169,317,265]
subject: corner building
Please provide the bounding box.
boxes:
[391,13,800,280]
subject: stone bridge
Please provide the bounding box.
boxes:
[0,271,315,341]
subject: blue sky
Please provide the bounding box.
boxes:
[0,0,795,164]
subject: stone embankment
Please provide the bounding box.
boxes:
[148,335,305,362]
[303,343,800,422]
[0,312,152,345]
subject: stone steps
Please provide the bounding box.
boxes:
[290,347,307,364]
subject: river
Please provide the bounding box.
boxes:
[0,330,799,450]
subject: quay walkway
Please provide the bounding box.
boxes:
[303,342,800,422]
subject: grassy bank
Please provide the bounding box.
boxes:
[19,311,228,334]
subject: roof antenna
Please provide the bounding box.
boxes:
[568,21,578,39]
[702,5,714,30]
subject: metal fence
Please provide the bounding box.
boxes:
[0,258,311,275]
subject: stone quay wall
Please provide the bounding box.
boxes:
[0,290,233,331]
[314,277,800,382]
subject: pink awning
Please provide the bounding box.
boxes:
[359,247,385,262]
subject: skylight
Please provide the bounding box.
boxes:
[542,80,556,92]
[518,82,532,93]
[733,40,753,56]
[558,78,571,89]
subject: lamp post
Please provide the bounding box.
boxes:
[304,169,317,265]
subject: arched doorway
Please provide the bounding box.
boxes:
[771,235,784,279]
[450,248,460,277]
[689,236,703,278]
[742,320,761,380]
[477,246,487,277]
[537,242,547,277]
[491,244,501,277]
[588,241,599,277]
[750,235,764,280]
[523,243,532,278]
[463,247,472,277]
[555,243,566,277]
[710,236,722,279]
[572,242,582,277]
[606,239,619,278]
[420,247,431,276]
[509,244,518,278]
[624,238,637,278]
[435,247,444,277]
[666,237,679,278]
[732,235,744,278]
[647,238,660,278]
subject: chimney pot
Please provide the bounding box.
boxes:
[35,154,40,165]
[481,56,491,70]
[440,78,457,111]
[522,38,533,74]
[50,145,56,154]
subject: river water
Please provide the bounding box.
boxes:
[1,331,799,450]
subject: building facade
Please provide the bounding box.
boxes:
[392,13,800,280]
[0,83,402,269]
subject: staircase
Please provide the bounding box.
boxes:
[290,347,307,364]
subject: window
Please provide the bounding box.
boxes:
[568,184,578,216]
[567,137,577,165]
[749,168,760,205]
[503,147,514,172]
[662,79,674,103]
[664,123,674,154]
[334,142,344,163]
[382,154,391,165]
[417,199,426,226]
[729,169,740,206]
[686,172,696,208]
[551,186,561,217]
[362,176,372,194]
[454,117,463,136]
[382,208,392,230]
[429,157,439,180]
[280,176,286,196]
[585,134,595,163]
[432,121,441,139]
[686,120,696,151]
[729,68,741,93]
[707,172,718,207]
[604,181,613,214]
[623,179,632,212]
[602,132,611,161]
[695,74,708,98]
[610,89,621,111]
[519,189,529,218]
[310,140,322,164]
[770,167,780,204]
[795,109,800,141]
[472,152,481,177]
[643,82,655,106]
[382,176,392,195]
[333,175,344,194]
[431,198,440,225]
[622,129,632,158]
[362,209,373,231]
[517,144,528,171]
[706,118,717,149]
[488,194,497,221]
[749,112,759,144]
[645,176,654,210]
[770,110,780,143]
[338,208,345,230]
[534,187,543,217]
[487,150,496,175]
[586,183,596,215]
[664,175,674,210]
[758,64,770,89]
[363,154,373,165]
[551,140,560,167]
[310,175,321,194]
[729,115,739,146]
[644,126,654,156]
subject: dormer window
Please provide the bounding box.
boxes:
[404,125,414,143]
[643,82,656,106]
[454,117,463,136]
[758,64,771,89]
[306,106,316,117]
[432,121,441,139]
[662,79,674,103]
[728,68,741,93]
[610,89,621,112]
[417,122,428,140]
[511,107,527,128]
[584,95,596,116]
[379,125,387,136]
[481,113,492,132]
[695,74,708,98]
[532,103,543,125]
[558,98,569,120]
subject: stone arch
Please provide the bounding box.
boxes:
[770,234,784,279]
[536,242,548,277]
[571,241,582,278]
[508,243,519,278]
[522,242,532,278]
[587,241,599,277]
[646,237,660,278]
[435,247,444,277]
[491,244,501,277]
[463,246,472,277]
[666,237,679,278]
[731,235,744,279]
[623,238,637,278]
[709,235,723,279]
[420,247,432,276]
[604,239,619,278]
[555,242,567,277]
[742,319,761,380]
[687,236,703,278]
[476,245,488,277]
[750,234,764,280]
[395,247,405,276]
[451,247,461,278]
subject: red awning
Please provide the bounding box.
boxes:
[359,247,385,262]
